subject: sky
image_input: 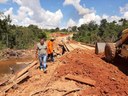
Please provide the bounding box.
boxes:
[0,0,128,29]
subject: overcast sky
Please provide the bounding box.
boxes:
[0,0,128,28]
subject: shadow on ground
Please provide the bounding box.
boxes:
[102,56,128,76]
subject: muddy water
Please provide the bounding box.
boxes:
[0,58,32,80]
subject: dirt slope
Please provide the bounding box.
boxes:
[56,48,128,96]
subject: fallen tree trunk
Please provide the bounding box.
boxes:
[65,74,96,86]
[0,72,29,94]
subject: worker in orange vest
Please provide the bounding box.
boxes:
[47,38,55,62]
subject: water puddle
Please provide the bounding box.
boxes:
[0,58,32,81]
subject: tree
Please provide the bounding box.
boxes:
[71,26,77,32]
[55,27,59,32]
[0,13,11,47]
[72,18,128,44]
[61,28,67,32]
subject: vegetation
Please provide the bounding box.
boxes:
[0,13,47,49]
[1,12,128,49]
[0,13,69,50]
[72,19,128,44]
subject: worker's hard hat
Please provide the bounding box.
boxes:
[50,37,55,40]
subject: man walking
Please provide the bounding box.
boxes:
[36,38,47,73]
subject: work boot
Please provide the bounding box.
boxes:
[40,68,43,71]
[43,69,47,73]
[51,58,54,62]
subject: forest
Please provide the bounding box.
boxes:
[1,12,128,49]
[72,19,128,44]
[0,13,47,49]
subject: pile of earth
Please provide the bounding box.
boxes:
[56,48,128,96]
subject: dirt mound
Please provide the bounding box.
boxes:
[56,49,128,95]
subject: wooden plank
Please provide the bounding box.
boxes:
[0,80,8,86]
[0,72,29,94]
[16,61,33,65]
[0,61,37,87]
[66,44,75,51]
[9,61,37,82]
[62,88,81,96]
[62,42,70,52]
[65,75,96,86]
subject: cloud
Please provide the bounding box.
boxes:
[0,0,8,3]
[78,13,102,26]
[120,4,128,14]
[64,0,99,26]
[63,0,94,15]
[4,7,13,16]
[12,0,22,5]
[4,0,63,28]
[123,12,128,19]
[67,18,76,27]
[120,4,128,19]
[4,0,128,28]
[64,0,123,27]
[100,14,121,23]
[64,0,100,27]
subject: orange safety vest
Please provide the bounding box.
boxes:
[47,41,53,54]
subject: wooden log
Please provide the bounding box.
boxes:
[9,61,37,82]
[65,74,96,86]
[62,88,81,96]
[16,61,33,65]
[0,72,29,94]
[29,88,44,96]
[0,80,8,86]
[30,88,67,96]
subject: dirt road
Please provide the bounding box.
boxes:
[3,33,128,96]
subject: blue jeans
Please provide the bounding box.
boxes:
[39,54,47,69]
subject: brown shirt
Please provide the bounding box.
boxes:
[37,43,47,55]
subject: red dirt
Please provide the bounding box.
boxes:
[56,48,128,96]
[51,32,69,37]
[68,40,78,44]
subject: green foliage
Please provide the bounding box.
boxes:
[0,13,47,49]
[49,27,60,33]
[55,27,59,32]
[9,25,47,49]
[71,26,77,32]
[60,28,68,32]
[73,19,128,44]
